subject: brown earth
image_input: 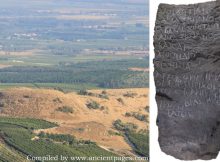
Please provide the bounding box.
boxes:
[0,88,148,155]
[0,64,12,69]
[0,49,40,56]
[128,67,149,72]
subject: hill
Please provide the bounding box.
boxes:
[0,88,148,157]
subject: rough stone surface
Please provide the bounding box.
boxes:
[154,0,220,160]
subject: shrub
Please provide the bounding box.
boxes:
[54,87,64,93]
[38,131,46,137]
[126,123,138,130]
[79,90,108,99]
[132,112,147,121]
[98,94,109,99]
[101,90,107,95]
[142,94,148,97]
[100,106,106,111]
[117,98,124,105]
[78,90,94,96]
[78,128,85,132]
[123,92,137,98]
[108,130,122,136]
[23,95,30,98]
[56,106,74,113]
[38,132,75,144]
[125,112,132,117]
[53,97,62,103]
[77,140,96,145]
[125,112,148,122]
[86,101,100,109]
[73,127,85,132]
[113,120,124,131]
[113,119,138,132]
[78,90,89,96]
[145,106,149,112]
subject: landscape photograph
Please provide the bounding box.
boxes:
[0,0,149,161]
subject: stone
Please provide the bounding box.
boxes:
[154,0,220,160]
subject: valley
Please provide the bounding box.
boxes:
[0,0,149,161]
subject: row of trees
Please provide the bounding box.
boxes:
[0,59,149,88]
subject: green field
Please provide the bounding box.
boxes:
[126,131,149,157]
[0,54,143,67]
[0,0,149,90]
[0,58,149,90]
[0,117,119,162]
[113,120,149,157]
[0,143,27,162]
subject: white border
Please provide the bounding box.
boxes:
[149,0,219,162]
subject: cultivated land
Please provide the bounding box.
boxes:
[0,0,149,161]
[0,88,148,156]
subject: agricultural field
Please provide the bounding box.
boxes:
[0,58,149,90]
[0,88,149,161]
[0,0,149,161]
[0,117,118,162]
[0,143,27,162]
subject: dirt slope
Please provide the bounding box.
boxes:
[0,87,148,155]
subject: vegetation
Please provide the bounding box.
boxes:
[108,130,122,136]
[78,90,109,99]
[0,59,149,89]
[98,94,109,100]
[0,117,119,162]
[39,132,97,146]
[113,119,138,132]
[101,90,107,95]
[125,112,148,122]
[0,0,149,160]
[86,101,101,109]
[117,98,125,105]
[53,87,65,93]
[0,0,148,56]
[125,131,149,157]
[78,90,93,96]
[56,106,74,114]
[123,92,138,98]
[113,119,148,157]
[0,117,57,129]
[38,132,75,144]
[53,97,62,103]
[145,106,149,113]
[0,143,27,162]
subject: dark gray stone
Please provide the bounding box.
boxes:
[154,0,220,160]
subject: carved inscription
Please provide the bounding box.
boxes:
[154,1,220,160]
